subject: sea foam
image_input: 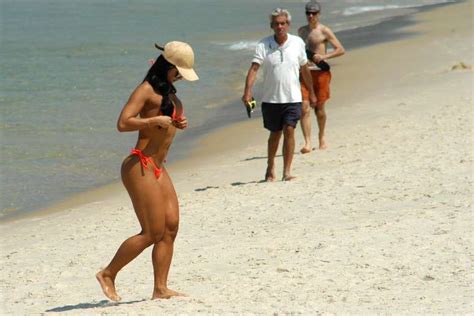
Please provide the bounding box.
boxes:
[343,1,454,16]
[226,41,258,51]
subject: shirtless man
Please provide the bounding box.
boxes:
[96,41,198,301]
[298,1,345,152]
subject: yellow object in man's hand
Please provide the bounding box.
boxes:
[246,98,256,118]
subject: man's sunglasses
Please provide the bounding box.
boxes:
[305,11,319,16]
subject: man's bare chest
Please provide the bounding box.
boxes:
[307,30,327,47]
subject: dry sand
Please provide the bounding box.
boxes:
[1,1,472,314]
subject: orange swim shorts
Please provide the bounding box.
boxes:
[300,70,332,104]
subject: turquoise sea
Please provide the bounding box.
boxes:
[0,0,458,219]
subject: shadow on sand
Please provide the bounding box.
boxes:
[194,185,220,192]
[243,155,267,161]
[46,299,147,313]
[231,180,266,186]
[194,153,288,191]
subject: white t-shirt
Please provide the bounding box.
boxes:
[252,34,307,103]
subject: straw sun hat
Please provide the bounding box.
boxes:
[155,41,199,81]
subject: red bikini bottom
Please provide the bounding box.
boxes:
[130,149,162,179]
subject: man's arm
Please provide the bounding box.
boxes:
[242,62,260,104]
[300,64,317,107]
[321,26,345,60]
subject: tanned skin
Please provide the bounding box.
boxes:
[298,9,345,152]
[97,67,188,301]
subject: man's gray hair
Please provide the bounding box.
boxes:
[269,8,292,23]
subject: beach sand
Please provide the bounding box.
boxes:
[1,1,472,314]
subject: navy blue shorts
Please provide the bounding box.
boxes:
[261,102,302,132]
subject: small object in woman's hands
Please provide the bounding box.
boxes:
[172,115,187,129]
[173,115,183,124]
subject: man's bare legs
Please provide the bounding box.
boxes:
[282,125,297,181]
[299,100,312,154]
[300,100,328,151]
[315,101,327,149]
[266,131,282,181]
[266,127,297,181]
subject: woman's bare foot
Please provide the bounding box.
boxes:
[282,175,296,181]
[152,288,186,299]
[96,270,121,302]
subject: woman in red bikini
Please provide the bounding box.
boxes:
[96,41,198,301]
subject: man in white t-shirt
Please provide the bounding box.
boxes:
[242,8,316,181]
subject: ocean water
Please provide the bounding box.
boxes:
[0,0,457,219]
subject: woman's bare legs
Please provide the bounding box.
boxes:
[150,170,183,299]
[97,159,181,301]
[96,231,154,301]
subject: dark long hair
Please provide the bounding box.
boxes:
[143,55,176,116]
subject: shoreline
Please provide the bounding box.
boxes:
[1,0,465,223]
[1,1,472,314]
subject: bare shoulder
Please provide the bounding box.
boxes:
[298,25,308,33]
[321,24,336,36]
[125,81,158,108]
[298,25,310,37]
[134,81,154,95]
[134,81,157,100]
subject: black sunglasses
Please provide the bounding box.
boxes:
[305,11,319,16]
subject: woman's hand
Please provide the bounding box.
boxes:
[148,116,173,129]
[172,116,188,130]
